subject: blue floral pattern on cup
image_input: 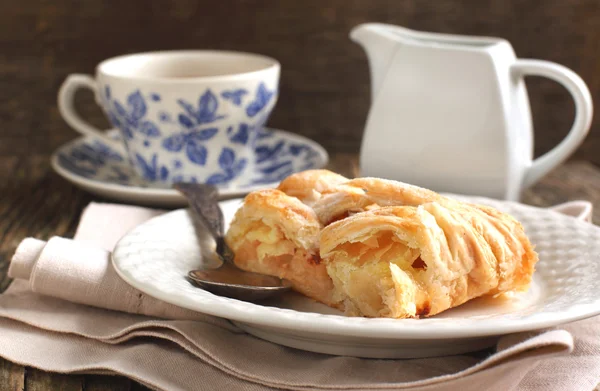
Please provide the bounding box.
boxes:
[227,124,251,145]
[177,89,226,125]
[162,127,218,166]
[221,89,248,106]
[105,88,161,140]
[135,154,170,182]
[56,129,326,189]
[246,83,274,117]
[100,82,277,185]
[205,148,248,185]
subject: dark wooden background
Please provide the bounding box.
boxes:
[1,0,599,164]
[0,1,599,388]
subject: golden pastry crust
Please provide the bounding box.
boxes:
[277,169,349,206]
[312,177,443,225]
[320,203,536,318]
[225,170,538,318]
[226,189,336,305]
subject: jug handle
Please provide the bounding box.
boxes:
[511,60,593,189]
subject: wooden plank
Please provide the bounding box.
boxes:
[523,160,600,223]
[1,0,600,164]
[129,382,152,391]
[0,155,92,293]
[325,151,360,178]
[24,367,83,391]
[83,375,131,391]
[0,357,24,391]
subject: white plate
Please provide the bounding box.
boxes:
[51,128,328,207]
[112,197,600,358]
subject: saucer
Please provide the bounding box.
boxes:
[51,128,328,206]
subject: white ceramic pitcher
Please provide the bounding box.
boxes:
[352,23,593,200]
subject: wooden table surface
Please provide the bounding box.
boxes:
[0,154,599,390]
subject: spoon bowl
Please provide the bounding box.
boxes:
[188,264,292,301]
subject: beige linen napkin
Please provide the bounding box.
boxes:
[1,202,599,390]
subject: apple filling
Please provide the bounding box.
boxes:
[324,232,432,318]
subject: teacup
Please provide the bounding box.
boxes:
[58,50,280,186]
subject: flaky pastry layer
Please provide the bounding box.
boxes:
[225,170,538,318]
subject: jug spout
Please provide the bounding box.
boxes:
[350,23,399,101]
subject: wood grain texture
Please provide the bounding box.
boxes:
[83,375,133,391]
[524,161,600,223]
[0,359,24,391]
[0,155,92,292]
[0,0,599,163]
[129,383,152,391]
[24,368,83,391]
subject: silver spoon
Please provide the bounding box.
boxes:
[174,183,293,301]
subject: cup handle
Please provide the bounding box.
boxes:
[58,74,124,150]
[511,60,593,189]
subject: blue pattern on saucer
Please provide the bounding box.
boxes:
[56,129,327,190]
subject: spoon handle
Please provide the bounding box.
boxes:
[174,182,236,265]
[173,183,224,237]
[216,236,235,264]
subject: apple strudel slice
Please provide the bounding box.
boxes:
[225,170,537,318]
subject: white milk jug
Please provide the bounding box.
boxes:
[352,23,593,200]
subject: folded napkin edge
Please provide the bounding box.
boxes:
[8,238,46,281]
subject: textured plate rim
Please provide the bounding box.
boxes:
[112,199,600,340]
[50,128,329,199]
